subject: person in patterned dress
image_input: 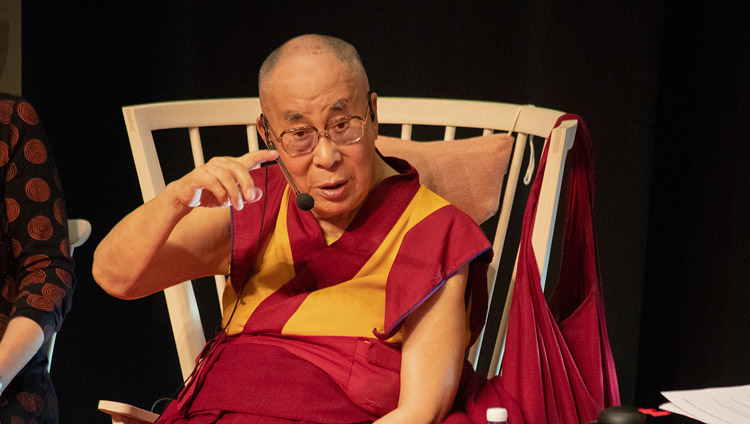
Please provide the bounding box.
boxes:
[0,93,75,424]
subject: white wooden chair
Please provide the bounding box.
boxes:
[43,218,92,372]
[98,97,576,423]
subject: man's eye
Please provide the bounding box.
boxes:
[330,120,350,132]
[291,129,312,140]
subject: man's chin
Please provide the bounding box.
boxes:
[310,200,359,221]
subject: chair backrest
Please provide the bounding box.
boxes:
[121,97,576,380]
[44,218,92,372]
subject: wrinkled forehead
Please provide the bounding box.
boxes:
[279,98,357,123]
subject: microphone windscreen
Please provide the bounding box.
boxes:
[296,193,315,211]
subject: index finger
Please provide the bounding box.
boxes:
[239,149,279,170]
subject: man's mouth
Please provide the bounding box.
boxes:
[317,180,348,199]
[321,181,345,190]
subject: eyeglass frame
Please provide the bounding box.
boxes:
[261,94,375,157]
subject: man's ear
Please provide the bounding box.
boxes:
[256,116,270,147]
[370,92,379,136]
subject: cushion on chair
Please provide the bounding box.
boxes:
[376,134,513,224]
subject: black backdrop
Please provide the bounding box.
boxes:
[19,2,749,423]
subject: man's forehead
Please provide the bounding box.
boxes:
[281,98,351,121]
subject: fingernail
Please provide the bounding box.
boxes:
[248,187,263,203]
[235,192,245,210]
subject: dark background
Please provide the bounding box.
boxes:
[12,1,749,422]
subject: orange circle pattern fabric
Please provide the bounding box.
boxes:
[0,94,75,423]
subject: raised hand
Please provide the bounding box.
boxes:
[93,149,279,298]
[168,150,279,210]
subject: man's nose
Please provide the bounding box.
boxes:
[312,134,341,168]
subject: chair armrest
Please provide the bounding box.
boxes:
[98,400,160,424]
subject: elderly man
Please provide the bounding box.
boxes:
[93,34,491,423]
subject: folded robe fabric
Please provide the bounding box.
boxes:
[446,115,620,424]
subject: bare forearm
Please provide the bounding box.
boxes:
[93,150,277,299]
[0,317,45,393]
[377,267,469,424]
[375,365,460,424]
[374,368,458,424]
[93,182,193,298]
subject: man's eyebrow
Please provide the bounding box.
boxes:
[283,111,304,122]
[329,99,348,112]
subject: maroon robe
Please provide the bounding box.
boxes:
[157,156,492,423]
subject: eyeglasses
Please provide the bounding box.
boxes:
[263,99,372,157]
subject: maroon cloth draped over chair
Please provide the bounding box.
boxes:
[447,115,620,424]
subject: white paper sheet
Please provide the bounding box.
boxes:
[660,384,750,424]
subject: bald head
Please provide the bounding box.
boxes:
[258,34,369,100]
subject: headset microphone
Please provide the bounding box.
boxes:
[272,148,315,210]
[262,120,315,211]
[295,192,315,211]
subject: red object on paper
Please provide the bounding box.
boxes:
[639,408,672,417]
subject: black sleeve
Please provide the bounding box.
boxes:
[0,95,75,340]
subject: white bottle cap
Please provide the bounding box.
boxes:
[487,407,508,422]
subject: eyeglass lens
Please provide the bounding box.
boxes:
[281,117,365,155]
